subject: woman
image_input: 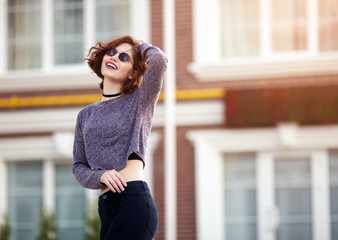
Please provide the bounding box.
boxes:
[72,35,167,240]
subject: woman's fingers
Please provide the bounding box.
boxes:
[105,179,117,193]
[100,172,114,192]
[109,172,125,193]
[100,170,127,193]
[115,171,128,187]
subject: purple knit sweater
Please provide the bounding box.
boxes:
[72,43,167,189]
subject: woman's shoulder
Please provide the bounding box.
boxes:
[77,102,96,119]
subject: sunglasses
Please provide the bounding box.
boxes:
[106,48,133,64]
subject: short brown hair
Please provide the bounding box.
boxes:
[84,36,147,95]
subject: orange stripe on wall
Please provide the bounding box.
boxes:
[0,89,225,109]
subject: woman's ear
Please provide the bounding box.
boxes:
[128,69,135,80]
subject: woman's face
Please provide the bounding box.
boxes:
[101,42,134,84]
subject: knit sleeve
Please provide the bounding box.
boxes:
[72,112,106,189]
[138,43,168,106]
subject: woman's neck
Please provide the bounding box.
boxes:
[101,79,122,101]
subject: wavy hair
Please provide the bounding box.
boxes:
[84,36,147,95]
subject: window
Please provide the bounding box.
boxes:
[6,162,88,240]
[7,0,42,70]
[55,164,86,240]
[8,162,43,240]
[224,154,257,240]
[319,0,338,51]
[191,0,338,81]
[5,0,134,71]
[54,0,84,65]
[271,0,307,53]
[1,0,149,90]
[220,0,338,58]
[221,0,260,57]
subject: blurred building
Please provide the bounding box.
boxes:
[0,0,338,240]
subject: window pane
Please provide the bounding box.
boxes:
[8,162,42,240]
[7,0,42,70]
[276,188,311,215]
[275,158,311,187]
[272,0,307,52]
[224,154,257,240]
[221,0,260,57]
[225,189,256,217]
[96,0,130,42]
[55,164,86,240]
[330,151,338,240]
[226,223,257,240]
[58,228,86,240]
[275,158,312,240]
[54,0,84,65]
[277,223,312,240]
[319,0,338,51]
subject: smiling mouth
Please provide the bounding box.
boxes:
[106,62,117,70]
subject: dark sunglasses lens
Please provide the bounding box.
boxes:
[107,49,117,56]
[119,53,130,62]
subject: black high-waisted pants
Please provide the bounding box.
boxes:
[98,181,158,240]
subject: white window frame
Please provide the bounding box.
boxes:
[189,0,338,82]
[0,0,150,92]
[187,123,338,240]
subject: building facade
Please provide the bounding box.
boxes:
[1,0,338,240]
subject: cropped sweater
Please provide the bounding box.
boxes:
[72,43,167,189]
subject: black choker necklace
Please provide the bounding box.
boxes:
[102,92,121,98]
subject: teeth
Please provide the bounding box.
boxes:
[107,63,117,69]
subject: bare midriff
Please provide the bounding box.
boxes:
[100,159,145,195]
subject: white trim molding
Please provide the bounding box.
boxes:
[0,100,224,134]
[0,70,99,92]
[188,56,338,82]
[187,123,338,240]
[0,0,7,74]
[144,132,161,194]
[188,123,338,153]
[0,136,58,161]
[311,151,331,240]
[186,134,225,240]
[0,158,8,219]
[0,108,81,134]
[154,100,224,127]
[130,0,150,42]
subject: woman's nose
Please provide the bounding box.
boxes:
[110,53,119,62]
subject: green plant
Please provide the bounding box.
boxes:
[0,214,11,240]
[36,210,59,240]
[84,202,100,240]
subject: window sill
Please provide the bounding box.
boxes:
[0,67,99,93]
[188,55,338,82]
